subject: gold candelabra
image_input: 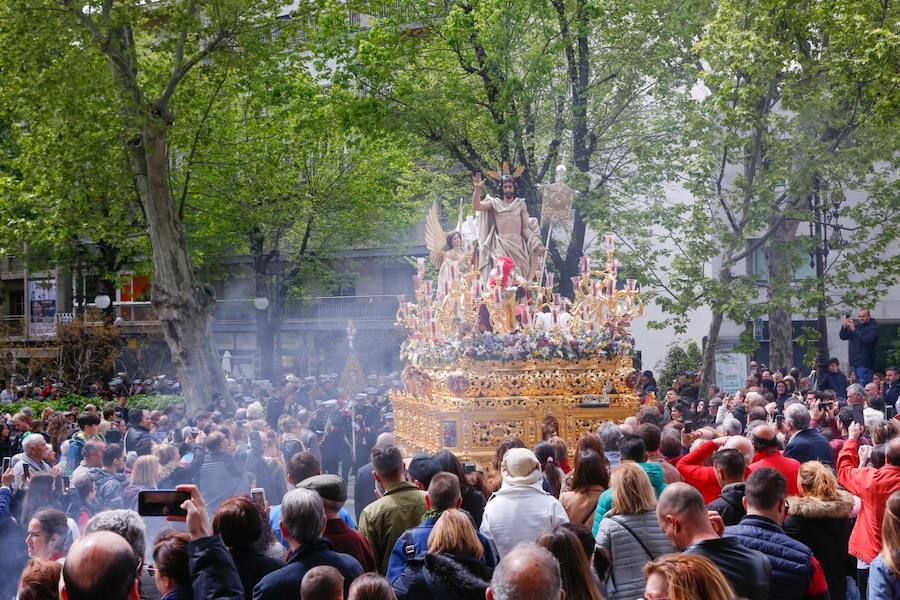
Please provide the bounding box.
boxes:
[396,234,642,343]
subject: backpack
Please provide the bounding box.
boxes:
[280,437,306,463]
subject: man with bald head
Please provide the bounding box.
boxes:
[747,424,800,495]
[657,483,770,600]
[838,422,900,596]
[60,531,140,600]
[485,542,563,600]
[676,433,752,503]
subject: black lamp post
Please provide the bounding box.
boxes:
[810,180,844,375]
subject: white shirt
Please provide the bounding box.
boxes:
[480,481,569,559]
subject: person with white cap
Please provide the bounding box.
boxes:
[479,447,569,560]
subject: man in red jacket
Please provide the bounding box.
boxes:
[837,422,900,597]
[677,434,753,503]
[747,425,800,496]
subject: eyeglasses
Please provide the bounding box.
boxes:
[133,558,144,582]
[146,564,156,576]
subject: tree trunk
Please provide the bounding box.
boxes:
[766,220,798,372]
[700,265,732,392]
[131,126,228,411]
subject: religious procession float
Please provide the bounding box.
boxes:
[391,164,643,466]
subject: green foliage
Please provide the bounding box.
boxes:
[2,394,183,417]
[655,341,704,391]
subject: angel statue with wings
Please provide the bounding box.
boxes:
[472,163,544,281]
[425,198,477,293]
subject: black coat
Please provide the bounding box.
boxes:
[839,318,879,369]
[354,463,377,522]
[819,370,850,398]
[188,536,245,600]
[783,492,854,600]
[392,552,493,600]
[229,546,284,600]
[707,483,746,527]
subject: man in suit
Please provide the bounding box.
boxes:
[783,403,833,467]
[353,433,394,521]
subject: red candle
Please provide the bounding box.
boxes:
[582,256,590,275]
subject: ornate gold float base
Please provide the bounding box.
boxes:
[391,356,640,468]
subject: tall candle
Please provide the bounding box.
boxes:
[591,280,599,299]
[611,260,618,277]
[474,280,482,297]
[551,307,559,325]
[553,293,560,307]
[493,287,502,304]
[571,276,581,292]
[626,278,637,292]
[423,307,432,322]
[605,233,615,252]
[430,319,437,337]
[606,278,614,296]
[546,272,554,289]
[582,255,590,276]
[443,281,450,296]
[424,280,432,298]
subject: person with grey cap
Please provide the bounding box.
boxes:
[480,448,568,560]
[298,474,377,572]
[253,488,363,599]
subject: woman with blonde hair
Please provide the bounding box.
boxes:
[784,460,854,600]
[392,509,492,600]
[123,454,159,511]
[595,462,672,600]
[643,554,735,600]
[868,489,900,598]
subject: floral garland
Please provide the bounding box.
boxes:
[400,329,634,367]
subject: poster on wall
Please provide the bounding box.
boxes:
[28,279,57,337]
[715,350,746,394]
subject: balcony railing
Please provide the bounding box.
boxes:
[214,296,399,323]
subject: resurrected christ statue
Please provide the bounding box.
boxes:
[472,170,544,282]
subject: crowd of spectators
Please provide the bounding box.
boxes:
[0,354,899,599]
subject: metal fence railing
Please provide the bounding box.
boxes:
[214,296,398,323]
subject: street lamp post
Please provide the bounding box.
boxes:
[810,180,844,375]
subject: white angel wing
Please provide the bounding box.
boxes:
[425,199,447,263]
[460,215,478,244]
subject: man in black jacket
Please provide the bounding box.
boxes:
[884,366,900,414]
[657,483,771,600]
[253,488,362,599]
[124,409,153,456]
[706,448,747,526]
[840,309,880,387]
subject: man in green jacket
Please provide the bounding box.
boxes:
[358,444,426,574]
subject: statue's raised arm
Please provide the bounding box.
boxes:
[472,173,490,212]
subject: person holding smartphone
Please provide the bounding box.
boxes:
[839,309,880,387]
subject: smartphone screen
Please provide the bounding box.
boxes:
[2,457,10,472]
[852,404,865,427]
[775,414,783,429]
[251,487,266,509]
[683,421,694,434]
[22,463,30,479]
[62,476,70,491]
[138,490,190,517]
[464,462,476,474]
